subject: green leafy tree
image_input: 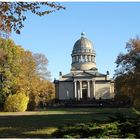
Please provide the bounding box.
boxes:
[0,38,35,97]
[0,2,65,34]
[0,38,22,96]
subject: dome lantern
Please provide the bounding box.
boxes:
[81,32,86,37]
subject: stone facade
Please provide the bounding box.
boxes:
[54,33,114,100]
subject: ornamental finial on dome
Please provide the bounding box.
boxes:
[81,32,85,37]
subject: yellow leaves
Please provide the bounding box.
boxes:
[0,48,7,63]
[0,38,35,95]
[0,38,54,110]
[4,92,29,112]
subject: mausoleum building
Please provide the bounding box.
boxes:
[54,33,114,100]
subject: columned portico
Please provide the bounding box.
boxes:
[87,81,90,98]
[74,81,77,99]
[74,79,95,100]
[92,79,95,98]
[80,81,82,99]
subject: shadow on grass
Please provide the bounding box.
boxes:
[0,112,110,138]
[0,108,138,138]
[0,127,56,138]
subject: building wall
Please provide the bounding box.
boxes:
[90,81,94,98]
[56,80,114,100]
[72,62,96,70]
[58,82,74,100]
[95,77,106,80]
[95,82,112,99]
[110,82,115,98]
[55,83,59,99]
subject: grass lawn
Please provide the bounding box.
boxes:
[0,107,139,138]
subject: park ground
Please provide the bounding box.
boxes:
[0,107,139,138]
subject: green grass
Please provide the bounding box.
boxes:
[0,107,139,138]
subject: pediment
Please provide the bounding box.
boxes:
[74,72,93,77]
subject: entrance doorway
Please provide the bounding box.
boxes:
[82,89,88,100]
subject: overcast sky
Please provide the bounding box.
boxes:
[11,2,140,80]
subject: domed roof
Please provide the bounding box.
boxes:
[73,32,93,50]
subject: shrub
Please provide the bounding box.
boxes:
[109,112,127,123]
[27,94,40,111]
[115,94,131,106]
[133,99,140,109]
[53,122,119,138]
[4,93,29,112]
[53,115,140,138]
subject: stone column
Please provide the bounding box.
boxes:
[76,56,78,62]
[80,81,82,99]
[87,81,90,98]
[85,55,87,62]
[92,80,95,98]
[74,81,77,99]
[78,89,80,100]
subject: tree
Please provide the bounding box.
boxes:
[115,37,140,76]
[0,2,65,34]
[33,53,51,81]
[27,78,55,110]
[37,79,55,103]
[0,38,22,96]
[0,38,35,97]
[4,92,29,112]
[0,38,55,110]
[0,48,7,63]
[115,37,140,106]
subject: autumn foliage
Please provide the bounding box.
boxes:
[0,38,55,111]
[4,92,29,112]
[115,37,140,107]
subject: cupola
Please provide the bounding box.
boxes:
[71,33,96,71]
